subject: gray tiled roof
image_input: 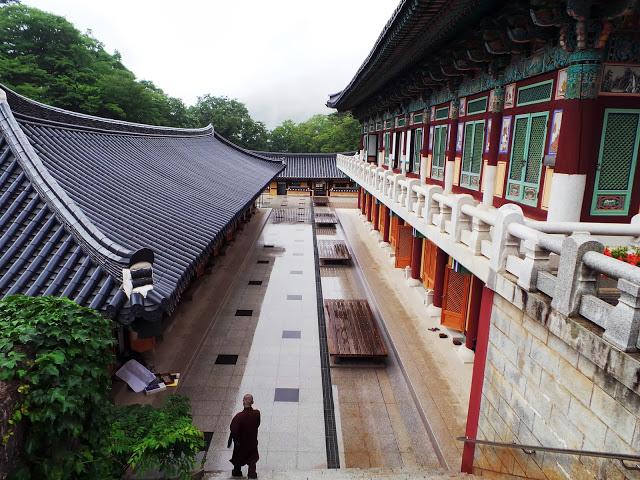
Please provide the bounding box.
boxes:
[255,152,351,180]
[0,87,283,327]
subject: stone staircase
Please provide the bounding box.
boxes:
[204,467,477,479]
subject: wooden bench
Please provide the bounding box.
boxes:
[317,240,351,264]
[314,212,337,225]
[324,299,388,360]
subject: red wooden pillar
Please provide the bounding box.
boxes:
[432,246,448,308]
[372,199,380,231]
[410,231,423,280]
[382,207,391,243]
[465,276,485,350]
[366,193,373,222]
[357,187,362,210]
[461,286,494,474]
[361,189,367,215]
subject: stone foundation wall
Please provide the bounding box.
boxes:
[474,280,640,479]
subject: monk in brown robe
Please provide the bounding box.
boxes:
[228,394,260,478]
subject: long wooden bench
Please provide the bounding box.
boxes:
[317,240,351,264]
[314,212,337,225]
[324,299,388,360]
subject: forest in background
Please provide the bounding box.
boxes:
[0,2,360,152]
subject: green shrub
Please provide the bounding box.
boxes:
[0,295,203,479]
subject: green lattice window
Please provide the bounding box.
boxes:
[412,128,423,173]
[431,124,447,179]
[384,119,393,129]
[412,113,423,124]
[376,121,382,130]
[516,80,553,107]
[591,109,640,216]
[460,120,485,190]
[467,97,488,115]
[435,107,449,120]
[384,132,391,165]
[506,112,548,206]
[397,117,406,127]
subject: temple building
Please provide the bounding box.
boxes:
[0,86,283,353]
[256,151,358,196]
[329,0,640,478]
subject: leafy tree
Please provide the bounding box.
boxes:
[191,94,268,149]
[267,113,360,153]
[0,295,203,479]
[0,4,191,127]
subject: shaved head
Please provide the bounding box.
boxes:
[243,394,254,408]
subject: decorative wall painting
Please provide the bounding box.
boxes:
[485,118,492,153]
[555,68,568,99]
[456,122,464,152]
[488,89,496,111]
[504,83,516,108]
[499,116,512,154]
[548,109,563,156]
[428,126,434,150]
[600,63,640,95]
[459,97,466,117]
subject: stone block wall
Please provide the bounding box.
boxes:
[474,279,640,479]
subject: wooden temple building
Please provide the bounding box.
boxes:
[329,0,640,477]
[0,86,283,353]
[257,151,358,196]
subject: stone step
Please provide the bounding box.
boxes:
[204,467,477,480]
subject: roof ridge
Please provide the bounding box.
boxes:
[213,132,287,166]
[1,84,213,136]
[252,151,354,156]
[0,88,145,276]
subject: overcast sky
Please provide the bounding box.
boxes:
[24,0,398,128]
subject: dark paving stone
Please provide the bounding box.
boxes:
[257,260,269,264]
[264,244,274,248]
[215,354,238,365]
[282,330,301,339]
[248,280,263,286]
[235,309,253,316]
[287,295,302,300]
[274,388,299,402]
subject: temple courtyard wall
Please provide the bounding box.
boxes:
[475,278,640,479]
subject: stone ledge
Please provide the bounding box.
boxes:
[496,273,640,398]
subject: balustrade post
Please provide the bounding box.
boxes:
[516,238,551,292]
[437,197,451,234]
[414,189,425,217]
[449,194,475,242]
[603,278,640,352]
[422,185,443,225]
[406,179,419,212]
[468,208,492,256]
[392,175,406,204]
[551,234,603,317]
[489,204,525,274]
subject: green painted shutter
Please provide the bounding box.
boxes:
[413,128,423,173]
[460,120,485,190]
[431,125,447,179]
[384,132,391,165]
[506,112,548,206]
[591,110,640,216]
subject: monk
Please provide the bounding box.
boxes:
[228,393,261,478]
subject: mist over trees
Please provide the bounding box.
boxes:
[0,3,359,152]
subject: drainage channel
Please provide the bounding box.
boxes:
[314,205,448,470]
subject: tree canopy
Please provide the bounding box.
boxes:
[0,3,360,152]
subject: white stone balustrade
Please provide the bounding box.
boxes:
[336,153,640,352]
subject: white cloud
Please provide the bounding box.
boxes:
[23,0,398,127]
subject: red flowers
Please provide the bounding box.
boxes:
[603,246,640,266]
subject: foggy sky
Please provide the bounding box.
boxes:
[23,0,399,128]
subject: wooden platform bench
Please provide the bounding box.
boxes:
[314,212,337,225]
[317,240,351,264]
[324,299,388,360]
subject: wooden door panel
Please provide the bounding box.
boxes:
[422,239,436,289]
[390,215,399,246]
[441,266,471,332]
[395,225,413,268]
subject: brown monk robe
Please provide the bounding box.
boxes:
[228,394,261,479]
